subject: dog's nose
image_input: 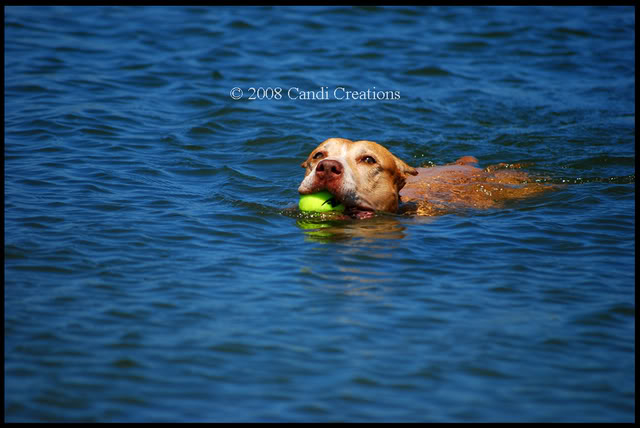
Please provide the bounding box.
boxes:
[316,159,343,181]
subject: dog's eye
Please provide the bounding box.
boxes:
[362,155,377,164]
[313,152,325,160]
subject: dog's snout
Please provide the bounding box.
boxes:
[316,159,343,180]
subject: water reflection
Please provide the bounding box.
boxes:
[296,214,409,243]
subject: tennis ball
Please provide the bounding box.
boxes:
[299,190,345,212]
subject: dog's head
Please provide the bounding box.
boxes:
[298,138,418,216]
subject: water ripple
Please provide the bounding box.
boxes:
[4,5,635,423]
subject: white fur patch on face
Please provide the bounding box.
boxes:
[298,140,357,195]
[333,143,357,193]
[298,171,316,193]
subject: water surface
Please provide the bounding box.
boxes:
[4,6,635,422]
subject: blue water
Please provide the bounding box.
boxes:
[4,6,635,422]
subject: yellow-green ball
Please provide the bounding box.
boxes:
[299,190,345,212]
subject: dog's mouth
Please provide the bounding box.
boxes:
[344,206,375,219]
[333,190,376,219]
[299,186,376,219]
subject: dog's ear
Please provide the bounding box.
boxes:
[394,156,418,177]
[393,156,418,191]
